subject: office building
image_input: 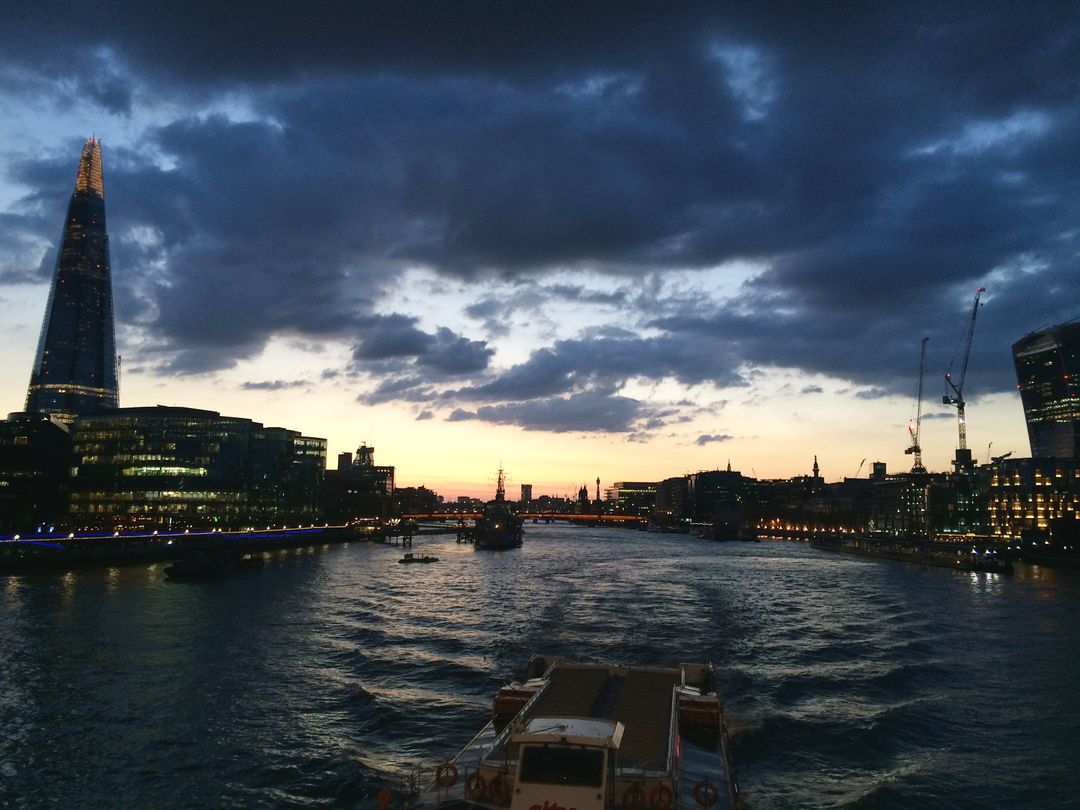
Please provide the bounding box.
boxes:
[25,137,119,422]
[985,457,1080,541]
[607,482,657,515]
[68,406,325,530]
[1013,322,1080,458]
[0,413,73,532]
[322,443,395,520]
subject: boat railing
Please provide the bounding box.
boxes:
[415,676,552,807]
[486,675,551,753]
[665,688,678,773]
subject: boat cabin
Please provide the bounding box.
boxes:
[412,657,740,810]
[510,718,624,810]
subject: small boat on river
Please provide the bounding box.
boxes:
[410,656,741,810]
[400,553,440,564]
[163,550,263,582]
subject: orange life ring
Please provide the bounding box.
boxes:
[623,782,647,809]
[465,771,487,799]
[435,763,458,788]
[649,782,674,810]
[692,780,719,808]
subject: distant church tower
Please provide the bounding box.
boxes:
[25,137,119,422]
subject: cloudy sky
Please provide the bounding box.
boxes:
[1,2,1076,498]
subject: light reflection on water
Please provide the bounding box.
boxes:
[1,525,1079,808]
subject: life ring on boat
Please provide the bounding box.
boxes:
[435,763,458,787]
[465,771,487,800]
[623,782,647,809]
[487,773,511,805]
[692,780,719,808]
[649,782,674,810]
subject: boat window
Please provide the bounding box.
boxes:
[518,746,604,787]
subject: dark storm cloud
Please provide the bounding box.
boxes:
[696,434,734,446]
[351,317,492,379]
[241,379,308,391]
[922,411,958,421]
[1,2,1078,429]
[353,315,438,361]
[448,391,646,433]
[854,389,890,401]
[453,336,744,404]
[417,328,494,374]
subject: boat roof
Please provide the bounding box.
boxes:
[522,661,685,769]
[513,717,624,749]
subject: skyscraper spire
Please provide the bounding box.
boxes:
[73,137,104,198]
[25,137,119,422]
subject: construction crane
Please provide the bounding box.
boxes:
[853,458,866,478]
[943,287,986,453]
[905,336,930,473]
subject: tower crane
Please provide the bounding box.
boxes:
[905,336,930,473]
[943,287,986,455]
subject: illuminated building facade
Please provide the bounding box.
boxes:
[1013,322,1080,459]
[68,407,325,530]
[986,457,1080,541]
[607,481,657,515]
[26,138,119,423]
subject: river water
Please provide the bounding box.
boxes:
[1,524,1077,809]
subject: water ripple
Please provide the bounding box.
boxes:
[2,527,1079,808]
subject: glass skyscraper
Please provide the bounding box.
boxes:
[1013,321,1080,458]
[25,137,119,422]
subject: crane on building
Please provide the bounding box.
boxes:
[943,287,986,457]
[905,337,930,473]
[853,458,866,478]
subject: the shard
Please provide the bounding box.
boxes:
[25,137,119,422]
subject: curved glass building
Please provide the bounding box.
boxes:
[1012,321,1080,459]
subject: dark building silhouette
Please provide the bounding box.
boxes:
[393,485,439,514]
[322,443,395,520]
[26,138,119,423]
[1013,322,1080,458]
[0,413,73,532]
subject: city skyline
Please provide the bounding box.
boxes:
[2,3,1077,498]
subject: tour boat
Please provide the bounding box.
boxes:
[410,656,741,810]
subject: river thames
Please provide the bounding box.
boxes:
[1,524,1077,808]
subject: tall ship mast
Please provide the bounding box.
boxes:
[474,467,523,550]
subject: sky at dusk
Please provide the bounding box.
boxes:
[1,2,1077,499]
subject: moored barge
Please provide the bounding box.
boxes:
[811,536,1013,574]
[410,656,740,810]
